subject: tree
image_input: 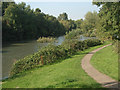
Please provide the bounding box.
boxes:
[59,19,76,32]
[93,2,120,40]
[2,2,15,16]
[75,19,83,29]
[2,2,66,42]
[58,12,68,20]
[80,11,99,37]
[35,8,41,13]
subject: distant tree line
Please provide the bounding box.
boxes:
[2,2,100,43]
[2,2,119,43]
[2,2,66,42]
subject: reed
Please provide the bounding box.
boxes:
[37,37,56,43]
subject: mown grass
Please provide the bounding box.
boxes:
[2,41,110,88]
[91,45,118,81]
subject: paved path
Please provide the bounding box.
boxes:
[81,44,119,88]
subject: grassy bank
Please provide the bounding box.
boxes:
[2,42,110,88]
[91,45,118,80]
[10,39,102,76]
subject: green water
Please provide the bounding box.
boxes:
[2,36,65,80]
[1,35,94,80]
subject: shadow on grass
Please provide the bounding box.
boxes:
[2,56,73,82]
[2,45,103,82]
[46,83,106,89]
[45,78,106,89]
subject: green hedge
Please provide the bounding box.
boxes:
[10,39,102,76]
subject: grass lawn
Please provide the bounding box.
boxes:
[2,42,110,88]
[91,45,118,81]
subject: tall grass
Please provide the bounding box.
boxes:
[37,37,56,43]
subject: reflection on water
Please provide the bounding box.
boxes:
[2,35,95,80]
[2,36,65,80]
[2,41,49,80]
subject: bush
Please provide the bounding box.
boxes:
[37,37,56,43]
[10,39,102,76]
[65,29,83,39]
[84,39,102,47]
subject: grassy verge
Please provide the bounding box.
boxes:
[2,41,110,88]
[91,45,118,80]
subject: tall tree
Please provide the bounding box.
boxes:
[80,11,99,37]
[58,12,68,21]
[93,2,120,40]
[2,2,15,16]
[2,2,66,42]
[75,19,83,29]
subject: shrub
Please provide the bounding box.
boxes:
[37,37,56,43]
[65,29,83,39]
[84,39,102,47]
[10,39,102,77]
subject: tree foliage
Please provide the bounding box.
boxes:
[75,19,83,29]
[2,2,66,42]
[58,13,76,31]
[58,12,68,21]
[59,19,76,31]
[80,11,99,37]
[93,2,120,40]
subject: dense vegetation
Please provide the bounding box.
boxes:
[2,2,120,43]
[65,29,83,39]
[2,2,66,42]
[81,11,99,37]
[93,2,120,54]
[10,39,102,76]
[93,2,120,41]
[2,2,101,43]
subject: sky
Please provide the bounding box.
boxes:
[15,1,100,20]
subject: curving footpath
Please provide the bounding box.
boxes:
[81,44,119,88]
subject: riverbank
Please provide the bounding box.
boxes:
[2,41,111,88]
[2,36,65,80]
[10,39,102,77]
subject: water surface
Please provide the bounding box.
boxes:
[1,35,95,80]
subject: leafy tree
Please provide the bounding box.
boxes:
[58,16,76,32]
[93,2,120,40]
[2,2,15,16]
[35,8,41,13]
[2,2,66,42]
[58,12,68,20]
[81,11,99,37]
[75,19,83,29]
